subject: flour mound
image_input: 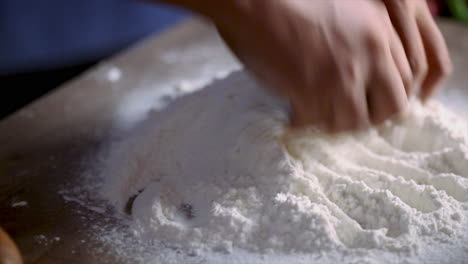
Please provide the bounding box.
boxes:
[102,72,467,255]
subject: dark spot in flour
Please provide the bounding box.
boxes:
[179,203,195,219]
[125,189,144,215]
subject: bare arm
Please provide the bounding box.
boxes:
[151,0,452,133]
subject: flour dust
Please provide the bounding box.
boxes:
[100,71,468,263]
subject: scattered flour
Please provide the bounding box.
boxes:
[11,201,28,207]
[101,71,468,260]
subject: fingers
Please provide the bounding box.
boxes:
[388,27,413,97]
[383,0,428,92]
[416,6,453,101]
[383,0,452,102]
[291,63,370,133]
[289,89,329,129]
[291,91,370,134]
[328,65,369,133]
[367,48,409,125]
[291,23,410,131]
[330,87,369,133]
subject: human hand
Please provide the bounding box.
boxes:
[0,228,22,264]
[212,0,449,132]
[382,0,452,101]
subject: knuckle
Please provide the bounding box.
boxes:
[389,95,408,117]
[341,58,361,83]
[411,58,429,78]
[349,112,368,130]
[436,59,453,77]
[403,73,413,87]
[371,113,387,125]
[365,31,385,53]
[371,105,401,125]
[399,65,413,83]
[372,118,385,125]
[385,0,412,10]
[401,73,413,95]
[370,94,408,125]
[389,100,406,116]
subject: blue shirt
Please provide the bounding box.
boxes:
[0,0,187,75]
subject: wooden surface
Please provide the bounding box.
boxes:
[0,18,467,263]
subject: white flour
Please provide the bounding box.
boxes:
[101,71,468,261]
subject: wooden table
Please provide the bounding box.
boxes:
[0,18,467,263]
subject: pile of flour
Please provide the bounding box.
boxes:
[101,71,468,257]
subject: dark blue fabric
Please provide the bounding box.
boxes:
[0,0,188,74]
